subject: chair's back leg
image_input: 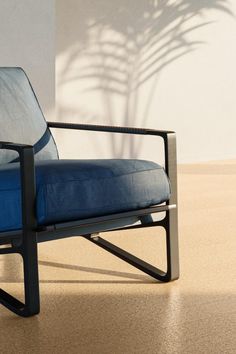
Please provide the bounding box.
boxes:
[84,208,179,283]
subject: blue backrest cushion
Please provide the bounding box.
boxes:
[0,67,58,163]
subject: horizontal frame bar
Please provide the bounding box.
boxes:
[0,204,174,246]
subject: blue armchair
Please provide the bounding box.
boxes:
[0,67,179,317]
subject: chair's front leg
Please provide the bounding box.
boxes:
[162,132,179,281]
[164,207,179,281]
[0,142,40,317]
[22,229,40,316]
[0,230,40,317]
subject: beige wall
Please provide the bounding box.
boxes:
[0,0,55,118]
[56,0,236,163]
[1,1,235,163]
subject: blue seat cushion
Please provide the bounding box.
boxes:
[0,159,171,232]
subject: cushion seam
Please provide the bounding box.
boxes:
[36,167,166,188]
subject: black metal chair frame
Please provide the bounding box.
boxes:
[0,122,179,317]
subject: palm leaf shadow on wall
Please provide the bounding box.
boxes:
[57,0,232,158]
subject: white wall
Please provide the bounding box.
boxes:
[56,0,236,163]
[0,0,55,118]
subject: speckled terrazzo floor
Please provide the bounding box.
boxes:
[0,161,236,354]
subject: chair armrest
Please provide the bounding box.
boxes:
[47,121,174,138]
[48,122,177,205]
[0,142,36,236]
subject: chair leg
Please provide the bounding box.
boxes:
[84,208,179,282]
[164,207,179,281]
[0,233,40,317]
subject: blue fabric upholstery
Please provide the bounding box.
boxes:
[0,159,170,232]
